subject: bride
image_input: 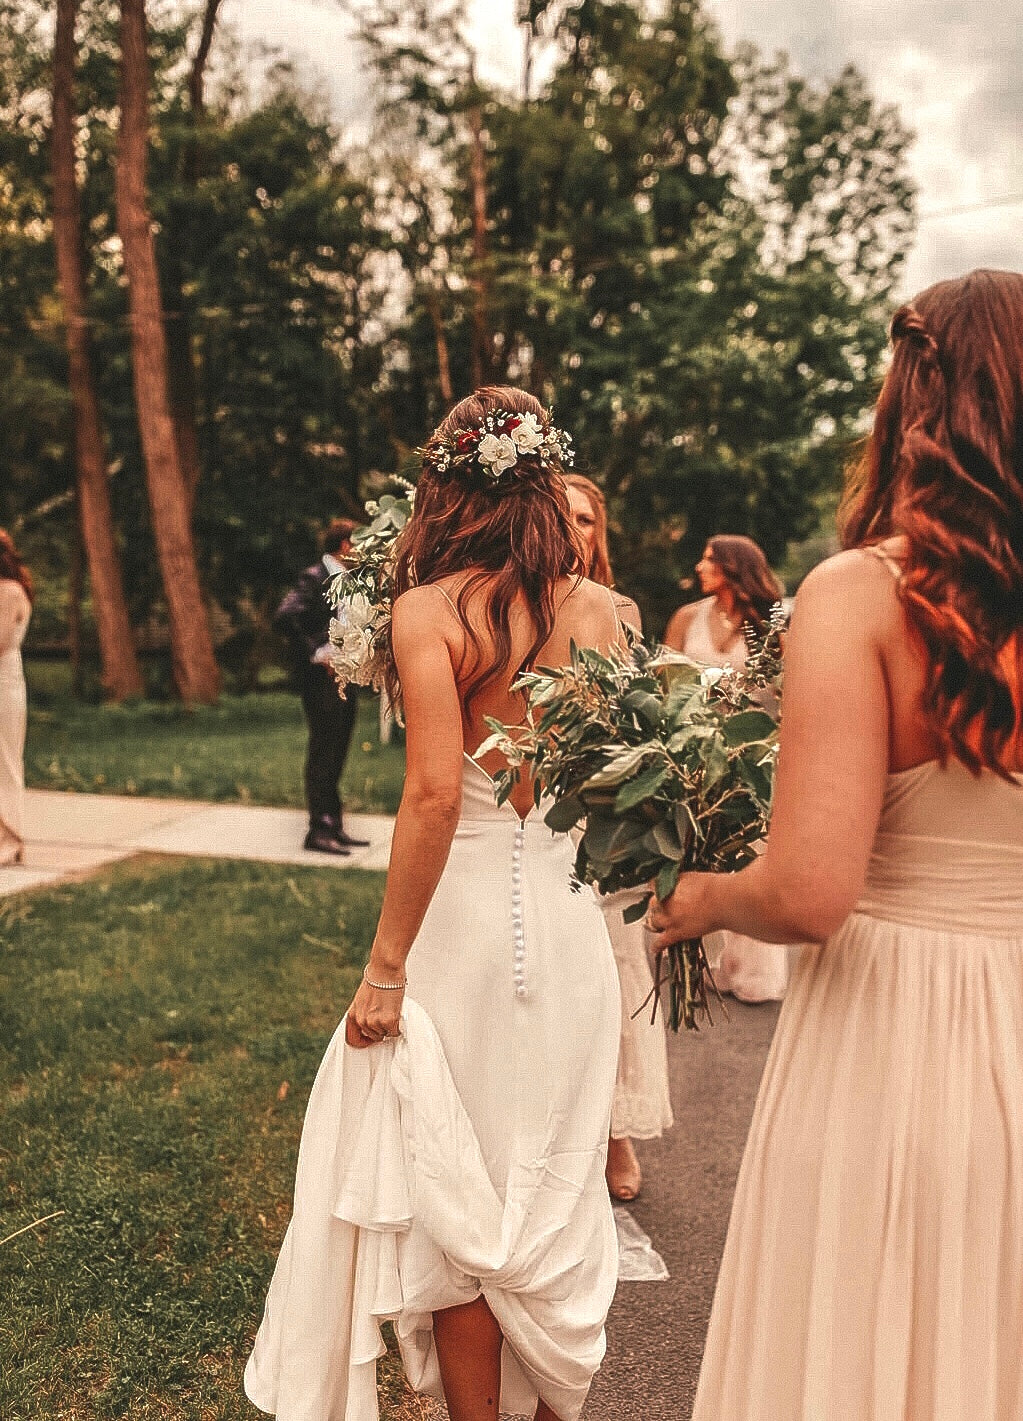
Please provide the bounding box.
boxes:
[245,387,624,1421]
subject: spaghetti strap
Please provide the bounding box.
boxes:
[434,583,462,619]
[867,544,904,581]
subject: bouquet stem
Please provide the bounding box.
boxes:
[658,937,725,1031]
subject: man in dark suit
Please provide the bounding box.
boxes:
[274,519,369,855]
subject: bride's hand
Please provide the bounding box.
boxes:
[645,872,715,949]
[345,977,404,1049]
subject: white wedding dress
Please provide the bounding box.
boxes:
[245,754,621,1421]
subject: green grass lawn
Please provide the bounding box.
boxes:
[24,667,405,815]
[0,858,430,1420]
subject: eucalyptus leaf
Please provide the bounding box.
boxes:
[722,710,778,747]
[655,860,682,901]
[583,746,653,790]
[614,763,670,813]
[544,794,586,833]
[623,894,652,925]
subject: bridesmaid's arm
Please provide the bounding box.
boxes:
[649,554,894,947]
[345,587,465,1047]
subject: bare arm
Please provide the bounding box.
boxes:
[649,553,893,946]
[662,602,697,652]
[345,586,465,1046]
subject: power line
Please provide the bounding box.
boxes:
[918,194,1023,222]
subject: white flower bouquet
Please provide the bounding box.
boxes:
[324,482,414,696]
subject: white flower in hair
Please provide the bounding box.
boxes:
[509,412,544,452]
[478,432,518,477]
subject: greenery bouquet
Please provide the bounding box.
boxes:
[480,623,785,1030]
[323,480,414,696]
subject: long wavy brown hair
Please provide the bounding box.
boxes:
[564,474,614,587]
[841,269,1023,778]
[708,534,782,631]
[0,529,33,603]
[389,386,583,713]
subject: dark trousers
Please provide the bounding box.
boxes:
[299,666,358,826]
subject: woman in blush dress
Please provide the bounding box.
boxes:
[564,474,674,1203]
[650,269,1023,1421]
[246,389,624,1421]
[663,535,790,1003]
[0,530,33,866]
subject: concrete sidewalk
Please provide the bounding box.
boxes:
[0,789,394,897]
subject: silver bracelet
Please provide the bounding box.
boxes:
[363,965,407,990]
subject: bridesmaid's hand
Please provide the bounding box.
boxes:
[345,978,404,1049]
[645,872,716,950]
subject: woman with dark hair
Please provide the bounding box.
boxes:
[652,270,1023,1419]
[663,534,782,667]
[247,389,623,1421]
[663,534,791,1003]
[564,473,673,1203]
[0,530,33,866]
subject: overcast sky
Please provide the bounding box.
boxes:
[221,0,1023,297]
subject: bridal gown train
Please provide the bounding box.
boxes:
[245,754,621,1421]
[692,759,1023,1421]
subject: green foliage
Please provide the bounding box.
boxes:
[0,0,915,671]
[362,0,915,630]
[481,639,780,1026]
[0,857,435,1418]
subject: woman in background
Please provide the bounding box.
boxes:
[663,535,791,1003]
[0,530,33,866]
[565,474,674,1202]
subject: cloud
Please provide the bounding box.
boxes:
[706,0,1023,291]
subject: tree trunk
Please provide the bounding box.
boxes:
[468,99,491,389]
[115,0,220,704]
[425,281,454,403]
[168,0,224,512]
[68,496,84,699]
[51,0,145,701]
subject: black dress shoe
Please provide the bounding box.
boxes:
[332,828,370,848]
[303,828,351,856]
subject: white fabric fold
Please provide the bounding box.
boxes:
[245,997,616,1421]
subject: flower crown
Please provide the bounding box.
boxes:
[426,408,574,486]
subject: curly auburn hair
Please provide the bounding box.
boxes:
[389,385,583,713]
[0,529,33,603]
[564,474,614,587]
[841,268,1023,778]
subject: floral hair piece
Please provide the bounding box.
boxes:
[426,408,574,486]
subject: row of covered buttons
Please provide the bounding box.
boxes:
[511,824,526,997]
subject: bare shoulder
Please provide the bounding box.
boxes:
[663,598,701,641]
[0,578,29,613]
[792,549,903,641]
[391,584,458,640]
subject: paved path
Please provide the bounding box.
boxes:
[588,998,780,1419]
[0,789,394,897]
